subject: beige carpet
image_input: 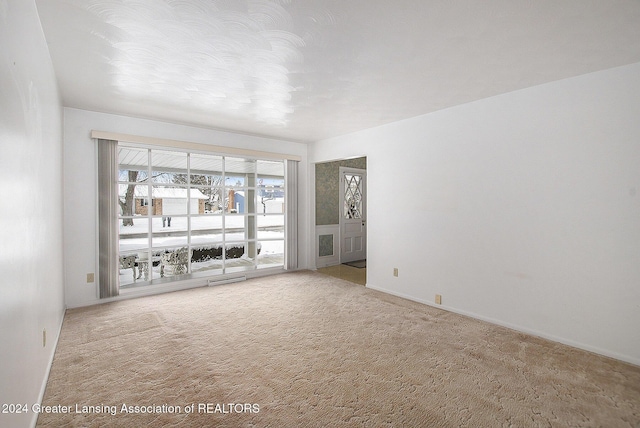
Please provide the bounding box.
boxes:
[38,271,640,427]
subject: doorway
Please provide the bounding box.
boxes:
[314,157,367,285]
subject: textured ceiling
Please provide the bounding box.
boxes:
[36,0,640,143]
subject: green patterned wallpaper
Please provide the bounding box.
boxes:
[315,157,366,225]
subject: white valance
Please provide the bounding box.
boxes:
[91,130,302,162]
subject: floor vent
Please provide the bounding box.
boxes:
[207,276,246,286]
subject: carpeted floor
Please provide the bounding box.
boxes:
[38,271,640,427]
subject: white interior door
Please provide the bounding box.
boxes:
[340,167,366,263]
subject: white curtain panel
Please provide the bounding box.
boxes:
[97,139,120,298]
[285,159,298,270]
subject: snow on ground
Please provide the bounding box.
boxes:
[119,215,284,252]
[118,215,285,286]
[119,214,283,235]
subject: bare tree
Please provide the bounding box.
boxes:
[119,171,139,226]
[119,169,175,226]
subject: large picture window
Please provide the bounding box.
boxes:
[116,145,286,287]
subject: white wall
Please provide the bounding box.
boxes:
[63,108,309,308]
[0,1,66,427]
[310,62,640,366]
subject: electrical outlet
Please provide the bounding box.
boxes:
[393,268,398,277]
[435,294,442,305]
[87,273,95,283]
[43,329,46,347]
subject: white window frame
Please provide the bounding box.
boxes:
[96,131,299,297]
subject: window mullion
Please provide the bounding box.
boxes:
[147,149,152,276]
[221,156,226,274]
[187,153,191,274]
[251,168,257,269]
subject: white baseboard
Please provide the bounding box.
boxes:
[366,283,640,368]
[31,309,66,428]
[67,267,287,309]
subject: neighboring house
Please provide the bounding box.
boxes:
[224,190,286,214]
[228,190,285,214]
[228,189,244,213]
[126,187,208,216]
